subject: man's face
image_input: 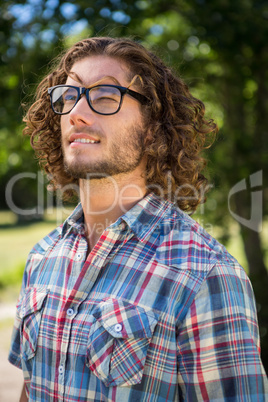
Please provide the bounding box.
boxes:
[60,55,147,180]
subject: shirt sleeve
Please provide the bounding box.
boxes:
[8,256,29,369]
[8,302,23,369]
[176,260,268,401]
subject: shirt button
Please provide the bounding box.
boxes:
[59,365,64,375]
[21,307,26,317]
[114,323,122,332]
[67,308,74,317]
[76,253,82,261]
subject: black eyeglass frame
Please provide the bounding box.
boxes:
[47,84,149,116]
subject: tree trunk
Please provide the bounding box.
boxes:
[233,184,267,278]
[239,225,268,279]
[234,193,268,373]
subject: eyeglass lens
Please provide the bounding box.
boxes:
[51,86,122,115]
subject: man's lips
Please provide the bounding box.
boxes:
[69,133,100,145]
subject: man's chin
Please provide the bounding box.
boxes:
[64,165,98,180]
[64,162,115,180]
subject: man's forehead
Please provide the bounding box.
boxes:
[67,72,121,88]
[67,55,132,87]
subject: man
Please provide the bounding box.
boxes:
[9,37,267,401]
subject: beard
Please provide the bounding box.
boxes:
[63,124,146,180]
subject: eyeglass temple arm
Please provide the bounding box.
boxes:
[126,88,149,105]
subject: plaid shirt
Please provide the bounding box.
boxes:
[9,193,268,401]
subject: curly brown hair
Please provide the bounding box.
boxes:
[23,36,217,212]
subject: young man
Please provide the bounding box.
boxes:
[9,37,267,401]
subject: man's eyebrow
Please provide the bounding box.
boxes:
[87,76,121,87]
[68,72,121,87]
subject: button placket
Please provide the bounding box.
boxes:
[58,363,65,396]
[76,252,83,261]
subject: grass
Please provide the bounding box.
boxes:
[0,221,55,298]
[1,222,55,269]
[0,208,72,300]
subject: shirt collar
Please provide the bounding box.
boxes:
[61,193,172,241]
[61,203,84,236]
[121,193,172,242]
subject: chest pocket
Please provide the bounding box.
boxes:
[86,298,158,387]
[19,286,48,361]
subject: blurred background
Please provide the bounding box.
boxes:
[0,0,267,398]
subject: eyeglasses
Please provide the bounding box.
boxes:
[47,84,149,116]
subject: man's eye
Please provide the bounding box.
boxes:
[63,94,77,102]
[94,96,119,103]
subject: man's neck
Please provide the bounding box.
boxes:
[79,172,147,251]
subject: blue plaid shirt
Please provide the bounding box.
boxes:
[9,193,268,401]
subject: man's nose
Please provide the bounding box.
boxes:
[68,95,95,126]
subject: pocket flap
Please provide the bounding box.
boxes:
[92,298,158,339]
[20,286,49,319]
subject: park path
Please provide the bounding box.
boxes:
[0,302,23,401]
